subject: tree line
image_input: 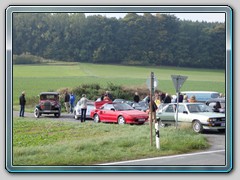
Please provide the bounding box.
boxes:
[13,13,225,69]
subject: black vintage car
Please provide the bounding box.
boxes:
[34,92,61,118]
[205,97,225,113]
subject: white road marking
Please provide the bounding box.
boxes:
[98,149,225,165]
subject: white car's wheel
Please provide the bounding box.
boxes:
[118,116,126,125]
[159,121,165,128]
[94,114,100,123]
[74,111,79,120]
[192,120,203,133]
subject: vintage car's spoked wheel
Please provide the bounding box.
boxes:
[118,116,126,125]
[34,108,40,118]
[94,114,100,123]
[192,120,203,133]
[54,112,61,118]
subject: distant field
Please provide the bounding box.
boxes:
[13,62,225,104]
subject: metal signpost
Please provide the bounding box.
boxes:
[171,75,188,129]
[146,72,158,147]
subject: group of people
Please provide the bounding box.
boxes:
[64,90,88,122]
[152,91,198,107]
[64,91,76,114]
[100,91,114,101]
[17,89,208,120]
[131,90,199,123]
[64,90,114,122]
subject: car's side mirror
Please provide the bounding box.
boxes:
[110,108,115,111]
[183,111,188,114]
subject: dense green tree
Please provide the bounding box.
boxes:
[12,13,226,69]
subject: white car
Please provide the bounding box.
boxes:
[156,103,225,133]
[73,101,95,120]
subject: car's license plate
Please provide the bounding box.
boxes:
[138,119,145,122]
[221,123,225,126]
[44,110,52,113]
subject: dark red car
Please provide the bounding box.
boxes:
[90,102,149,125]
[34,92,61,118]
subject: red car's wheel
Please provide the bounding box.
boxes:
[94,114,100,123]
[118,116,126,125]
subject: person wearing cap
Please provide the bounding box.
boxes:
[79,94,88,122]
[19,91,26,117]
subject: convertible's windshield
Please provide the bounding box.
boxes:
[187,104,213,113]
[113,103,134,111]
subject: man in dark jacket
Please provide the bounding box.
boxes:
[163,93,172,103]
[19,91,26,117]
[133,92,140,103]
[64,91,70,113]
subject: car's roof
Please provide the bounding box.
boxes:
[206,98,225,102]
[39,92,59,95]
[181,91,219,94]
[166,102,204,104]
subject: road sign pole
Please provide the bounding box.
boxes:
[176,91,179,129]
[155,121,160,149]
[149,72,154,146]
[171,75,188,130]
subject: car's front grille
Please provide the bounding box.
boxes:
[44,101,51,110]
[217,117,225,122]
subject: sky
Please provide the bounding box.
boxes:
[85,13,225,23]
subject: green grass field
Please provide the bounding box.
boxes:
[12,62,221,166]
[13,117,208,165]
[13,62,225,105]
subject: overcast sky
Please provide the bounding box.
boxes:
[85,13,225,23]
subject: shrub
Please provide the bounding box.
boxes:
[13,54,43,64]
[25,83,150,111]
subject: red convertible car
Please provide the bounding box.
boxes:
[90,102,149,125]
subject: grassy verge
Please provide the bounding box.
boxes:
[13,117,209,165]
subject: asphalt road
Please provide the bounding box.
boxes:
[13,111,226,166]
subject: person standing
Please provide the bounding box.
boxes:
[64,90,70,113]
[189,95,197,103]
[19,91,26,117]
[105,91,113,101]
[182,94,188,103]
[163,93,172,104]
[175,92,183,103]
[149,97,158,123]
[154,93,161,108]
[133,92,140,103]
[70,92,75,113]
[79,94,88,122]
